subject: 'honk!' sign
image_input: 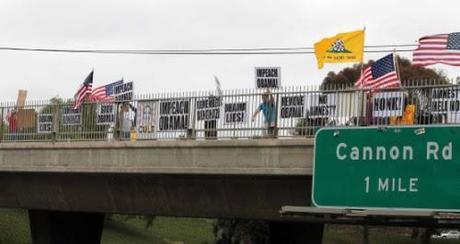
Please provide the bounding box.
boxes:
[372,91,404,118]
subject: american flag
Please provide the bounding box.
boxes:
[90,79,123,102]
[354,53,400,90]
[413,32,460,67]
[74,71,94,109]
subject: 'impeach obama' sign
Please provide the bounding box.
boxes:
[158,100,190,131]
[255,67,280,89]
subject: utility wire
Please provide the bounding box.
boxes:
[0,45,417,55]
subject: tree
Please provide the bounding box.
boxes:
[37,96,110,141]
[321,56,449,88]
[214,219,270,244]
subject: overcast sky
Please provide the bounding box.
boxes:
[0,0,459,101]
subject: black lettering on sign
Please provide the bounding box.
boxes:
[280,95,304,118]
[115,82,134,94]
[450,100,460,112]
[39,124,52,132]
[100,105,113,114]
[281,107,303,118]
[158,115,189,131]
[318,95,328,104]
[197,109,220,121]
[115,92,133,102]
[97,104,115,124]
[256,78,279,88]
[62,105,81,126]
[224,102,247,123]
[196,97,221,109]
[308,105,337,117]
[97,114,114,124]
[63,115,81,125]
[256,68,278,77]
[255,67,280,88]
[431,88,458,99]
[160,100,190,115]
[38,114,53,133]
[196,97,221,121]
[373,97,401,111]
[39,115,53,123]
[158,100,190,131]
[431,100,448,112]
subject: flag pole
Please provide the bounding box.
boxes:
[356,26,366,126]
[393,49,402,87]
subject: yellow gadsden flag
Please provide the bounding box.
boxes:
[314,29,365,69]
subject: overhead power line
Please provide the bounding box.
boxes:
[0,45,418,55]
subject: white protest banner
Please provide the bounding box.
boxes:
[430,87,459,114]
[196,96,221,121]
[96,103,116,125]
[372,91,404,118]
[137,101,157,133]
[158,100,190,131]
[114,82,134,102]
[305,93,337,119]
[280,95,305,118]
[62,105,81,126]
[430,87,460,123]
[37,113,53,133]
[224,102,247,124]
[255,67,281,89]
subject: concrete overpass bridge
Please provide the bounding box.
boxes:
[1,83,453,243]
[0,138,317,243]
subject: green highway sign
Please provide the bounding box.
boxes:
[312,125,460,211]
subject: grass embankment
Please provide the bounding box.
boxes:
[103,215,214,244]
[0,210,458,244]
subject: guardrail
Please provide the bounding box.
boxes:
[0,80,458,142]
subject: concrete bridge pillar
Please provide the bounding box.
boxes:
[28,210,105,244]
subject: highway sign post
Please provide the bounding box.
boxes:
[312,125,460,211]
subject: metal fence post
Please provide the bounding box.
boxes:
[189,95,197,139]
[274,92,280,137]
[0,107,4,142]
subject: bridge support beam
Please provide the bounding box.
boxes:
[28,210,105,244]
[269,221,324,244]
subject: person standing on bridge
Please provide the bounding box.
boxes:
[252,90,277,137]
[7,109,18,141]
[117,102,137,140]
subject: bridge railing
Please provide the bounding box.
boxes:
[0,80,457,142]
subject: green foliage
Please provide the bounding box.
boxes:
[213,219,270,244]
[106,215,214,244]
[153,217,215,244]
[38,96,110,141]
[0,209,31,244]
